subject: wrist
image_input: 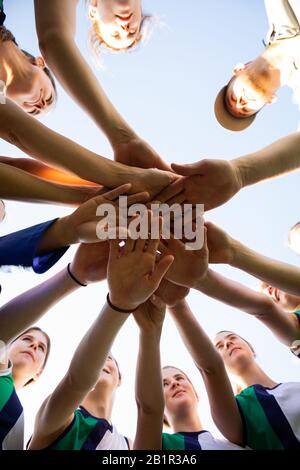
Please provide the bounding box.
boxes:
[59,215,79,246]
[68,261,89,287]
[231,158,247,190]
[107,292,140,313]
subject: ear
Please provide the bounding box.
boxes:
[267,94,277,105]
[34,56,46,69]
[88,4,99,21]
[232,63,247,75]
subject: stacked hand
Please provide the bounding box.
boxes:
[107,216,174,311]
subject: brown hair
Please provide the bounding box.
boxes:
[11,327,51,386]
[215,330,256,355]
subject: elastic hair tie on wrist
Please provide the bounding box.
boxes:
[67,263,87,287]
[106,293,138,314]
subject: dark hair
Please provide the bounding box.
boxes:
[21,49,57,103]
[215,330,256,355]
[11,327,51,386]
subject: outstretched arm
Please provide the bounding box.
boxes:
[29,218,173,449]
[0,161,96,206]
[34,0,170,171]
[133,297,166,450]
[207,221,300,297]
[0,99,174,197]
[157,132,300,211]
[197,269,300,346]
[0,156,96,186]
[168,299,243,446]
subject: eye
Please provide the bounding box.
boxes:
[39,345,45,352]
[163,381,169,387]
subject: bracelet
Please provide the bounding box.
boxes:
[67,263,87,287]
[106,293,139,314]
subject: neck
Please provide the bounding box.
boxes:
[0,40,29,88]
[171,409,203,434]
[12,369,31,391]
[262,39,299,86]
[236,362,277,391]
[81,390,114,423]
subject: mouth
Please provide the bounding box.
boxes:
[172,389,185,398]
[229,347,241,357]
[21,351,34,361]
[115,13,133,23]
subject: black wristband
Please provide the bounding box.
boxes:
[106,293,138,313]
[67,263,87,287]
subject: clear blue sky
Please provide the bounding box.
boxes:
[1,0,300,442]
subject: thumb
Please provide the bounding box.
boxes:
[152,255,174,285]
[171,161,204,176]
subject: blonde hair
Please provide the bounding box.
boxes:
[89,14,153,56]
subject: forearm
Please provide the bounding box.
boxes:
[68,303,129,392]
[0,99,135,188]
[0,162,91,206]
[168,299,223,373]
[0,268,79,344]
[0,156,95,186]
[134,330,164,450]
[197,270,299,345]
[231,240,300,297]
[135,331,164,415]
[38,32,136,146]
[232,132,300,187]
[196,268,275,316]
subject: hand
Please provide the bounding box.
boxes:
[156,159,242,211]
[114,137,172,171]
[61,184,150,244]
[158,227,208,288]
[133,297,166,333]
[206,222,235,264]
[135,167,178,200]
[107,217,174,311]
[70,242,109,285]
[154,279,190,307]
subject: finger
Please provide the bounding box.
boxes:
[109,239,120,260]
[165,193,186,206]
[158,242,170,255]
[135,211,152,252]
[147,215,163,255]
[151,255,174,285]
[102,184,132,201]
[123,237,136,255]
[155,179,185,203]
[127,191,150,206]
[171,161,204,176]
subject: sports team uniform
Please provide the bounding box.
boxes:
[162,430,243,450]
[0,363,24,450]
[43,407,129,450]
[236,382,300,449]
